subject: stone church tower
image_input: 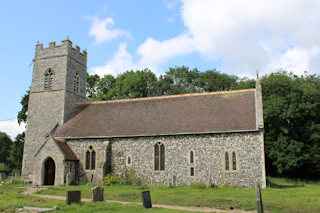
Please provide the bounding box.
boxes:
[21,39,87,182]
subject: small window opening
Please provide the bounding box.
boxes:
[190,167,194,176]
[44,68,54,90]
[127,156,131,165]
[190,151,194,164]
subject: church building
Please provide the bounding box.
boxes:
[21,40,266,188]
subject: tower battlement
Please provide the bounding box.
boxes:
[35,39,87,66]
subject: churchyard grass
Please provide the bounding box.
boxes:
[0,179,193,213]
[35,177,320,213]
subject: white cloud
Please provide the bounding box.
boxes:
[179,0,320,76]
[88,17,129,44]
[90,1,320,77]
[266,47,320,76]
[137,34,194,66]
[0,119,25,140]
[90,43,149,76]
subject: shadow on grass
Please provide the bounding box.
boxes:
[267,177,305,188]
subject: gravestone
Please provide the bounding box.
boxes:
[66,191,81,205]
[66,173,73,186]
[0,172,6,180]
[141,191,152,209]
[7,176,14,184]
[92,186,104,201]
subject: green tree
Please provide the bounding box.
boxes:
[262,71,320,178]
[156,66,201,95]
[17,90,29,124]
[90,74,116,100]
[86,73,100,98]
[109,69,158,99]
[0,132,12,164]
[8,132,25,170]
[198,69,238,92]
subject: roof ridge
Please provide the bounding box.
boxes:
[80,88,256,105]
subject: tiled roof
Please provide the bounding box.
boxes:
[55,139,78,160]
[54,89,257,138]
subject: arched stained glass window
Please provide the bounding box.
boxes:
[85,150,90,170]
[91,150,96,170]
[225,152,229,171]
[232,152,237,171]
[44,68,54,90]
[85,145,96,170]
[154,142,165,171]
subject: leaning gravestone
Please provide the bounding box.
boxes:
[141,191,152,209]
[0,172,6,180]
[66,191,81,205]
[92,186,104,202]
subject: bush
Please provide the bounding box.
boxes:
[0,163,10,173]
[104,174,120,185]
[123,169,141,186]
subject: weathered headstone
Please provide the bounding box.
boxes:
[66,173,73,186]
[0,172,6,180]
[66,191,81,205]
[8,176,14,184]
[255,182,263,213]
[92,186,104,202]
[141,191,152,209]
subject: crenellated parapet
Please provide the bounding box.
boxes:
[35,39,87,67]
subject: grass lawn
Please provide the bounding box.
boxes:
[35,177,320,213]
[0,179,194,213]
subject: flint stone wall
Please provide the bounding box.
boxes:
[33,137,65,186]
[110,131,266,188]
[67,139,108,183]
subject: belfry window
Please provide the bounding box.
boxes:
[73,71,80,93]
[154,142,165,171]
[85,146,96,170]
[44,68,54,90]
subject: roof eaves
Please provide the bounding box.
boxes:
[54,128,260,140]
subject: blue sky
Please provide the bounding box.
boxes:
[1,0,320,139]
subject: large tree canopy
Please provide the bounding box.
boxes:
[261,71,320,178]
